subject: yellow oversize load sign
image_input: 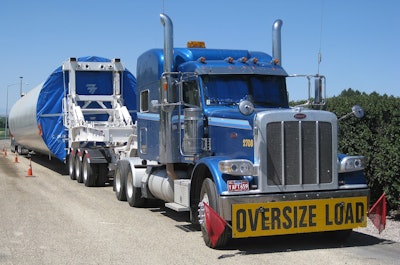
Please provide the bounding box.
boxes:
[232,197,367,238]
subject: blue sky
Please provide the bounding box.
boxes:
[1,0,399,115]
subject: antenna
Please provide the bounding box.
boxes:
[317,0,325,75]
[162,0,165,13]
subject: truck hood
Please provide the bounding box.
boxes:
[204,106,288,127]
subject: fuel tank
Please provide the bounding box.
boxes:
[147,168,188,202]
[8,56,137,161]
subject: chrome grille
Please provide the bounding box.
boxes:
[266,121,332,187]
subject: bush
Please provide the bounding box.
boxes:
[326,89,400,211]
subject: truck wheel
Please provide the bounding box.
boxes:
[82,155,98,187]
[75,155,83,183]
[114,160,128,201]
[68,152,76,180]
[199,178,230,249]
[126,166,146,207]
[17,145,29,155]
[17,145,22,155]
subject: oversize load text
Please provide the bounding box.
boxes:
[232,197,367,238]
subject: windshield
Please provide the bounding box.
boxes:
[202,74,288,108]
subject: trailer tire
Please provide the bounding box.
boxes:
[114,160,128,201]
[126,166,146,207]
[68,152,76,180]
[75,155,83,183]
[82,155,98,187]
[200,178,230,249]
[17,145,29,155]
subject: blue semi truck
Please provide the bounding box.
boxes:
[9,13,369,248]
[113,14,369,248]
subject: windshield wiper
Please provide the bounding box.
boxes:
[207,98,237,105]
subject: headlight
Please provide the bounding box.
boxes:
[338,156,365,173]
[218,159,254,176]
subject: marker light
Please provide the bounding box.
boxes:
[225,57,234,64]
[339,156,365,173]
[197,57,206,64]
[251,57,259,64]
[187,41,206,48]
[219,159,253,176]
[239,57,248,63]
[273,58,280,65]
[161,76,168,91]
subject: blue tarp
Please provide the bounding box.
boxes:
[36,56,137,161]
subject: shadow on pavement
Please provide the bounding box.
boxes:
[26,153,68,176]
[220,231,394,255]
[154,205,395,254]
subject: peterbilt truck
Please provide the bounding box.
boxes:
[8,13,369,249]
[114,14,369,248]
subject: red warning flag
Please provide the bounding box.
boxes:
[203,202,228,248]
[368,193,387,234]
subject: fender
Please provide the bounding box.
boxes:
[339,170,368,186]
[82,148,108,164]
[124,157,148,188]
[75,148,83,162]
[194,156,230,194]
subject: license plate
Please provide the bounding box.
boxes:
[232,196,367,238]
[227,180,249,192]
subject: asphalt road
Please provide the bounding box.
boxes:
[0,140,399,265]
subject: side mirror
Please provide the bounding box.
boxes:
[150,100,161,112]
[314,77,322,105]
[312,75,326,109]
[352,105,364,119]
[238,100,254,116]
[339,105,364,121]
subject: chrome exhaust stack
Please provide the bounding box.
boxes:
[159,13,177,166]
[160,13,174,74]
[272,19,283,66]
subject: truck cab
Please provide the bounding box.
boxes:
[136,46,289,163]
[119,13,369,248]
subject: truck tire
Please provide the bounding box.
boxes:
[17,145,29,155]
[126,166,146,207]
[82,155,98,187]
[75,155,83,183]
[68,152,76,180]
[114,160,128,201]
[17,145,22,155]
[199,178,230,249]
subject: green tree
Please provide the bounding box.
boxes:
[326,89,400,211]
[0,117,5,129]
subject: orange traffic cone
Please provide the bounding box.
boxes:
[27,166,33,176]
[4,149,7,157]
[26,158,34,177]
[14,153,19,163]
